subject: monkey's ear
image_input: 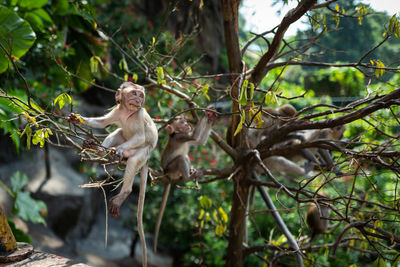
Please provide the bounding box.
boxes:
[115,89,122,103]
[165,125,175,134]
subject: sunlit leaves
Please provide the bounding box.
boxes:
[202,84,210,101]
[384,14,400,38]
[157,66,167,85]
[264,91,278,105]
[198,195,212,208]
[19,124,32,150]
[238,80,248,105]
[197,195,228,237]
[53,93,72,110]
[233,110,246,136]
[32,128,52,148]
[90,56,101,74]
[356,5,367,25]
[370,60,385,77]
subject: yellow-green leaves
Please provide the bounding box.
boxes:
[249,82,254,100]
[202,84,210,101]
[234,110,246,136]
[214,207,228,237]
[89,56,101,74]
[198,195,212,208]
[19,124,32,150]
[32,128,52,148]
[22,112,38,127]
[238,80,248,105]
[265,91,278,105]
[197,195,228,237]
[356,5,367,25]
[157,66,167,85]
[385,14,400,38]
[53,93,72,110]
[370,60,385,77]
[119,57,128,72]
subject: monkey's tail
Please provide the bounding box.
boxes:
[153,183,171,253]
[138,164,148,267]
[309,232,317,243]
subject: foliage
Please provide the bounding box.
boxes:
[1,0,400,266]
[0,171,47,225]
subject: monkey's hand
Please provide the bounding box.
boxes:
[205,105,217,123]
[67,113,85,124]
[108,147,123,161]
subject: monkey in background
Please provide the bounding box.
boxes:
[282,125,346,175]
[154,110,216,252]
[248,103,313,178]
[306,192,331,242]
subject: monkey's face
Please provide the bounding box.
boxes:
[172,117,191,133]
[121,87,145,111]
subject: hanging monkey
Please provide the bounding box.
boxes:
[153,109,216,252]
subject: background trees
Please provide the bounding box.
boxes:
[1,0,400,266]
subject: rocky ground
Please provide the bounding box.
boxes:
[0,145,172,267]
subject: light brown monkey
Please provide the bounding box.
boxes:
[283,125,346,175]
[69,82,158,267]
[248,103,311,178]
[153,111,215,252]
[248,103,297,148]
[306,192,331,242]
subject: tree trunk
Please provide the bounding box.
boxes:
[220,0,249,265]
[226,172,249,267]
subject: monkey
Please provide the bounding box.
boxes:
[282,125,346,175]
[250,103,346,176]
[68,82,158,267]
[306,192,331,242]
[247,103,313,178]
[248,103,297,148]
[153,110,216,253]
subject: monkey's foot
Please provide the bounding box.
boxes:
[185,169,203,182]
[109,194,127,218]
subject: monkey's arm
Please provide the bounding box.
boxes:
[82,108,119,128]
[191,116,212,145]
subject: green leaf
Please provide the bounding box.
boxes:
[202,84,210,101]
[238,80,248,105]
[234,110,246,136]
[13,191,46,225]
[119,57,128,71]
[20,124,32,150]
[0,5,36,73]
[32,128,52,148]
[132,73,138,83]
[7,219,32,243]
[198,195,212,209]
[19,0,48,10]
[53,93,72,110]
[265,92,278,105]
[249,82,254,100]
[90,56,99,73]
[157,66,166,85]
[10,171,29,192]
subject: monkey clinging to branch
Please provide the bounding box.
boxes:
[153,109,216,252]
[68,82,158,267]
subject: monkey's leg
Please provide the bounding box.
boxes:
[264,156,306,177]
[168,156,192,182]
[102,128,125,148]
[153,183,171,253]
[109,151,147,218]
[318,149,343,175]
[137,164,148,267]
